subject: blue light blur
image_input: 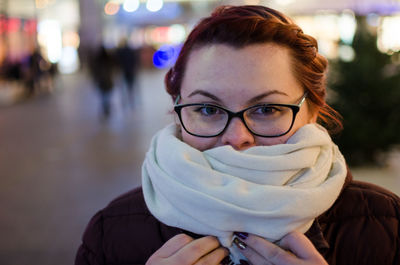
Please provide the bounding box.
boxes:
[153,44,182,69]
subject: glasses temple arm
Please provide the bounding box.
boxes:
[174,95,181,105]
[299,92,308,106]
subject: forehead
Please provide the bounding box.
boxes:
[180,43,302,103]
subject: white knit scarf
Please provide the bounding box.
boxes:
[142,123,346,263]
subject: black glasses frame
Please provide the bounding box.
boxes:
[174,93,308,138]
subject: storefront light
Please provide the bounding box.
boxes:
[35,0,48,9]
[144,26,154,45]
[338,10,356,45]
[378,15,400,53]
[7,18,21,33]
[314,13,340,41]
[0,16,6,35]
[295,13,340,58]
[23,20,37,35]
[146,0,163,12]
[38,20,62,63]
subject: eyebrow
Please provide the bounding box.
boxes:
[187,89,288,105]
[247,90,288,105]
[187,90,222,102]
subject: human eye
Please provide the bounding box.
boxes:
[194,105,222,116]
[251,105,281,115]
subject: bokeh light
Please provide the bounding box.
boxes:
[59,46,80,74]
[35,0,48,9]
[38,20,62,63]
[338,10,356,45]
[378,15,400,53]
[123,0,140,13]
[7,18,21,33]
[168,24,186,44]
[338,44,355,62]
[63,31,80,48]
[153,44,181,68]
[104,1,120,16]
[23,19,37,35]
[146,0,164,12]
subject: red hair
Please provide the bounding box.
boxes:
[165,5,342,134]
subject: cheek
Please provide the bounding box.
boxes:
[291,103,317,132]
[181,130,218,151]
[255,135,289,146]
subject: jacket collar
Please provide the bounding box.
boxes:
[305,167,353,253]
[305,218,330,253]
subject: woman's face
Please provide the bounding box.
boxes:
[178,43,317,151]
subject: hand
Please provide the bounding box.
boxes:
[233,231,328,265]
[146,233,230,265]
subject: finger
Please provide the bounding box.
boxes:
[280,231,323,260]
[194,247,229,265]
[172,236,221,264]
[233,237,273,265]
[153,234,194,258]
[234,234,298,265]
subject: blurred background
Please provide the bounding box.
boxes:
[0,0,399,264]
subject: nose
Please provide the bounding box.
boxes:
[220,117,255,151]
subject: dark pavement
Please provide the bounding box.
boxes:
[0,69,173,265]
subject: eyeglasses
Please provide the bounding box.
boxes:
[174,92,308,138]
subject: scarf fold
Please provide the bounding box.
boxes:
[142,123,346,263]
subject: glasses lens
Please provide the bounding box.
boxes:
[244,105,294,136]
[180,105,228,136]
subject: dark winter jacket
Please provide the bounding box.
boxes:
[75,171,400,265]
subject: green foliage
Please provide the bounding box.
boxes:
[328,16,400,166]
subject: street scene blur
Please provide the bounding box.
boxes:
[1,0,400,264]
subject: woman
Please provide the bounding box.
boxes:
[75,5,400,265]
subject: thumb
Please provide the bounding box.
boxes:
[279,231,320,260]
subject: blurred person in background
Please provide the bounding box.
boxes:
[75,5,400,265]
[21,48,57,98]
[89,45,115,119]
[2,54,22,84]
[115,38,140,108]
[22,48,44,98]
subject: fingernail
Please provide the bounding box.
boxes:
[234,232,248,240]
[233,237,247,250]
[221,256,231,265]
[239,259,250,265]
